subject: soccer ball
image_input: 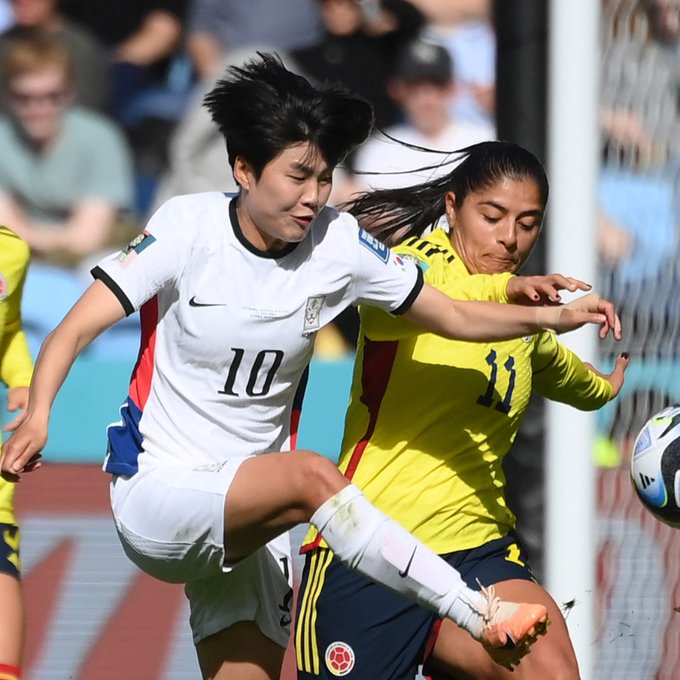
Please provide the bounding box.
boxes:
[630,404,680,528]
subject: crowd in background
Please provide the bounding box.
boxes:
[597,0,680,465]
[0,0,678,446]
[0,0,499,360]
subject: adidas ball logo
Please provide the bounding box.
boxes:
[638,472,655,489]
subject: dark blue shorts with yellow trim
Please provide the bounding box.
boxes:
[0,523,21,579]
[295,534,534,679]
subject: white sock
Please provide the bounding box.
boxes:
[310,484,488,638]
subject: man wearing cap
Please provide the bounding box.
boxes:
[351,37,495,192]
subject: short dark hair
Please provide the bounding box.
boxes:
[203,52,374,177]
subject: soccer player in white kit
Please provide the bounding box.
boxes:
[0,54,620,680]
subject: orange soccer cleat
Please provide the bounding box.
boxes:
[476,585,550,668]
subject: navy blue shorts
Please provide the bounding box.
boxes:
[0,523,21,579]
[295,534,534,679]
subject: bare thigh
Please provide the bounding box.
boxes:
[196,620,285,680]
[0,573,23,666]
[429,579,580,680]
[223,449,348,562]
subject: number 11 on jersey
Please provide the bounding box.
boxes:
[476,349,516,414]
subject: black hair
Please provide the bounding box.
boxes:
[346,139,549,246]
[203,52,374,177]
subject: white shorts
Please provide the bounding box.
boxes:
[110,457,293,646]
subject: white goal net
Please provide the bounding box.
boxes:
[595,1,680,678]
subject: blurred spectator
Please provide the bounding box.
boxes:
[601,0,680,168]
[598,0,680,362]
[412,0,496,128]
[0,0,108,111]
[290,0,425,132]
[186,0,323,80]
[60,0,192,203]
[350,38,494,193]
[0,37,136,357]
[0,37,133,264]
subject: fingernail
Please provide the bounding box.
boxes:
[621,352,629,359]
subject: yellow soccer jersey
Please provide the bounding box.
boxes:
[0,226,32,524]
[303,228,612,555]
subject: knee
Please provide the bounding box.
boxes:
[546,661,580,680]
[520,644,580,680]
[289,449,347,516]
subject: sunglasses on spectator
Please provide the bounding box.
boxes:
[8,89,68,107]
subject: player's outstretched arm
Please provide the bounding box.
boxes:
[0,281,126,481]
[403,284,613,343]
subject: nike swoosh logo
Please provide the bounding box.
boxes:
[398,547,417,578]
[189,296,227,307]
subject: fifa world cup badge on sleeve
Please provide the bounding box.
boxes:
[0,273,7,300]
[116,231,157,266]
[399,252,429,273]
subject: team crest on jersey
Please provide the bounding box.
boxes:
[0,273,7,300]
[115,231,157,266]
[325,641,355,676]
[303,295,325,333]
[358,229,389,263]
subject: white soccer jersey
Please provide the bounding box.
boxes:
[94,193,423,475]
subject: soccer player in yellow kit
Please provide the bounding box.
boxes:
[295,141,628,679]
[0,226,32,680]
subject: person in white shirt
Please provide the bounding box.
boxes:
[0,53,619,680]
[352,38,495,192]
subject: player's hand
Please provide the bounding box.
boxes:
[561,292,622,340]
[506,274,592,305]
[536,305,607,335]
[583,352,629,398]
[3,386,29,432]
[0,412,47,482]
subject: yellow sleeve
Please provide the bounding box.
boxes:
[436,271,513,304]
[0,230,33,389]
[531,331,612,409]
[360,269,514,341]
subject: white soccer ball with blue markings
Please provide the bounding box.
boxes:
[630,405,680,528]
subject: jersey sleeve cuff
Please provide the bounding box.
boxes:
[91,265,135,316]
[393,266,424,316]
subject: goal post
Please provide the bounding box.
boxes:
[546,2,600,679]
